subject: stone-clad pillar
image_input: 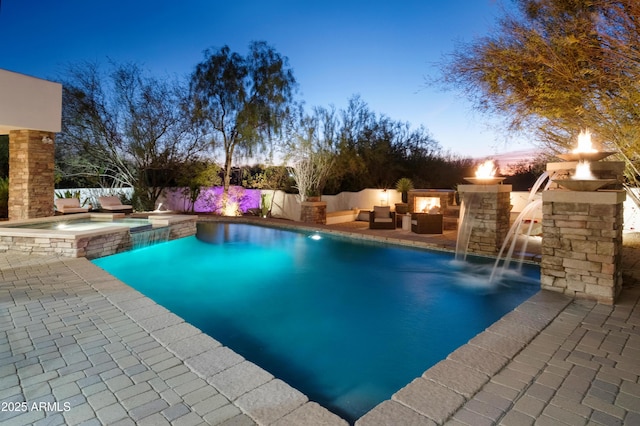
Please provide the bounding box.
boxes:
[458,184,512,255]
[9,129,56,220]
[300,201,327,224]
[541,190,625,304]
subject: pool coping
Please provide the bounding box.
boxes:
[194,217,568,424]
[4,216,636,424]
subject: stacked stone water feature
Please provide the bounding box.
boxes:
[457,161,512,256]
[542,130,626,304]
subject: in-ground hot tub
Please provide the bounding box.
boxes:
[0,213,197,259]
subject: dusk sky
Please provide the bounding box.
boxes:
[0,0,534,158]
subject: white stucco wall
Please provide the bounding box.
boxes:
[0,69,62,134]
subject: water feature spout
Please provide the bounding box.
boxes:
[454,193,479,262]
[489,171,555,283]
[131,227,170,249]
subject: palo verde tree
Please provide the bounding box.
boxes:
[58,62,209,210]
[441,0,640,184]
[189,41,297,208]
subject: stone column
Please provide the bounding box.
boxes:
[541,190,625,304]
[300,201,327,224]
[458,184,512,255]
[9,129,56,220]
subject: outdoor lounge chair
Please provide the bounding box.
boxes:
[369,205,396,229]
[411,213,443,234]
[55,198,89,214]
[98,196,133,213]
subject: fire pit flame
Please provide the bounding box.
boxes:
[475,160,496,178]
[552,129,617,191]
[463,160,506,184]
[556,129,614,162]
[573,161,595,180]
[573,129,597,154]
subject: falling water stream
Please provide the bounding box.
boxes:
[454,171,556,283]
[131,227,170,249]
[489,171,556,282]
[454,192,481,262]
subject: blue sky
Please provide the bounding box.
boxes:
[0,0,534,158]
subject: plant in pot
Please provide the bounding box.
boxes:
[395,177,413,214]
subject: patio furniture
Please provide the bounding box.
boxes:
[411,213,443,234]
[369,206,396,229]
[54,198,89,214]
[98,196,133,213]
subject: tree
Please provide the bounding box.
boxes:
[440,0,640,184]
[176,160,221,212]
[326,96,444,192]
[58,62,209,210]
[285,108,337,202]
[189,41,297,208]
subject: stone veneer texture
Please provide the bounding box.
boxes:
[300,201,327,224]
[458,185,512,256]
[541,190,625,304]
[8,130,56,220]
[0,220,197,259]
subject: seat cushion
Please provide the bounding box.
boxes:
[55,198,81,209]
[373,206,390,218]
[374,218,393,223]
[98,196,122,207]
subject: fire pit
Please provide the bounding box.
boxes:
[552,129,618,191]
[464,160,505,185]
[553,179,617,192]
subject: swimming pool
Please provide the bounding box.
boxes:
[93,222,540,422]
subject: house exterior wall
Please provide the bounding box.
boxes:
[0,69,62,134]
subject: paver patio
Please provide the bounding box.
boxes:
[0,217,638,425]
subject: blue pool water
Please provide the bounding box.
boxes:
[93,222,540,422]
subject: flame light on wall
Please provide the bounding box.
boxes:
[379,189,388,206]
[415,197,441,214]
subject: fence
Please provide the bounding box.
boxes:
[55,186,640,231]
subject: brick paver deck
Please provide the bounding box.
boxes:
[1,218,638,425]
